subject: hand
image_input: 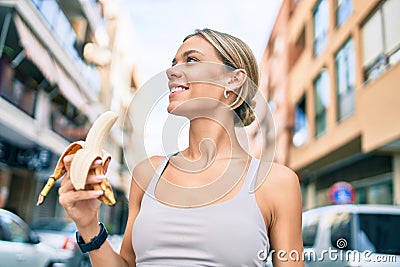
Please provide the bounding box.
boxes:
[58,154,105,229]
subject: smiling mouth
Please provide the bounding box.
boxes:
[169,86,189,97]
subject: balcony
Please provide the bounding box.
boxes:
[51,108,89,142]
[358,62,400,152]
[29,0,100,95]
[57,0,103,33]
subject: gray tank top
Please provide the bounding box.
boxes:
[132,156,270,267]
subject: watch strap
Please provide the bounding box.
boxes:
[76,222,108,253]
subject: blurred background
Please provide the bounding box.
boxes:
[0,0,399,266]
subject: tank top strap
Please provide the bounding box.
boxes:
[146,156,260,195]
[146,155,170,195]
[242,157,260,193]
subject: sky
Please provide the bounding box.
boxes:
[122,0,282,83]
[119,0,282,158]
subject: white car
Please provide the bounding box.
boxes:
[0,209,72,267]
[302,204,400,267]
[31,218,91,267]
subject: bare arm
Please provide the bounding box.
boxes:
[59,155,163,267]
[82,176,143,267]
[112,175,142,266]
[58,155,129,267]
[115,156,165,266]
[259,163,304,267]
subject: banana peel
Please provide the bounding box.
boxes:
[36,111,118,207]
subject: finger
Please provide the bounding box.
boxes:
[90,159,103,169]
[86,174,107,185]
[59,190,104,207]
[60,170,70,187]
[103,157,111,174]
[59,176,75,194]
[63,154,74,170]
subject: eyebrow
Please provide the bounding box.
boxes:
[171,49,205,65]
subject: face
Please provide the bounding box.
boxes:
[166,35,234,119]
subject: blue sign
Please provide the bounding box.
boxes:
[329,182,356,204]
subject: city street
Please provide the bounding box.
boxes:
[0,0,399,266]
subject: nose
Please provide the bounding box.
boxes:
[166,65,183,80]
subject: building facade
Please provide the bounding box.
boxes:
[0,0,136,233]
[261,0,400,209]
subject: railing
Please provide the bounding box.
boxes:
[29,0,100,94]
[51,109,89,142]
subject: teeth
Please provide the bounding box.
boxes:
[171,86,187,93]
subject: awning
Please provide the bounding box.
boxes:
[13,14,57,84]
[54,63,87,109]
[13,14,87,110]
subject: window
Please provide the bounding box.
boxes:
[50,102,89,142]
[313,0,329,56]
[0,223,4,240]
[336,38,355,121]
[30,0,100,92]
[34,0,78,55]
[0,59,37,117]
[362,0,400,81]
[355,180,393,205]
[30,0,41,7]
[314,71,330,137]
[331,212,353,250]
[358,213,400,254]
[336,0,352,26]
[1,215,30,243]
[302,214,320,247]
[293,96,309,147]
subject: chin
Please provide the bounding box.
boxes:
[167,98,221,120]
[167,103,188,118]
[166,104,176,114]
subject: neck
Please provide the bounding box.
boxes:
[182,113,245,162]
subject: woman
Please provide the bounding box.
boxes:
[59,28,304,266]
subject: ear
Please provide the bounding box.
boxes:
[226,69,247,94]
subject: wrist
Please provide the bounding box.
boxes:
[76,219,100,240]
[76,222,108,253]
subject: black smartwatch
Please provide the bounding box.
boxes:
[76,222,108,253]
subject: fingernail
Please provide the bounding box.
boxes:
[93,159,102,165]
[93,190,104,196]
[95,175,106,181]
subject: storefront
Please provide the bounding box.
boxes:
[302,153,394,207]
[0,131,56,219]
[0,4,129,232]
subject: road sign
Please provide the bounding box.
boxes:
[329,181,356,204]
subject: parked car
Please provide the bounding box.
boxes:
[0,208,72,267]
[302,204,400,267]
[31,218,91,267]
[108,233,123,253]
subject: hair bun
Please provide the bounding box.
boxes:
[234,100,256,127]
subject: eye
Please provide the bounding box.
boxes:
[186,56,199,63]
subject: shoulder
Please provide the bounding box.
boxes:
[264,162,300,189]
[129,155,166,210]
[256,161,300,191]
[255,161,302,218]
[131,155,166,191]
[133,156,165,179]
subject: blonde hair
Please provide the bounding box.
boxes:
[183,28,259,127]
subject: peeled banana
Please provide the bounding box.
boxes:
[36,111,119,206]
